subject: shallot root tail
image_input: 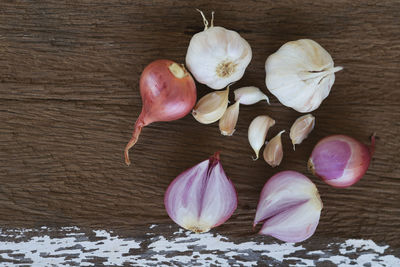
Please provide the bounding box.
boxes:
[212,151,221,161]
[369,132,376,156]
[124,121,144,166]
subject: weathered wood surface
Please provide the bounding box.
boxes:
[1,226,399,266]
[0,0,399,263]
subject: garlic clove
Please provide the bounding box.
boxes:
[164,152,237,233]
[192,86,229,124]
[186,11,252,90]
[219,101,240,136]
[290,114,315,150]
[263,130,285,167]
[248,115,275,160]
[265,39,343,112]
[254,171,322,243]
[234,86,270,105]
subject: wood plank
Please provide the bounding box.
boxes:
[0,0,399,257]
[0,1,399,104]
[1,226,399,266]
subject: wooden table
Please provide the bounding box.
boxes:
[1,0,399,265]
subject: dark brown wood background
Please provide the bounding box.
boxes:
[1,0,399,249]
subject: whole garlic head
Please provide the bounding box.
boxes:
[265,39,343,112]
[186,10,252,90]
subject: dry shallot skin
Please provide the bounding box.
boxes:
[308,134,375,188]
[164,152,237,233]
[254,171,323,243]
[139,60,197,124]
[124,60,197,165]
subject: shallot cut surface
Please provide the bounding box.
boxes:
[164,152,237,233]
[254,171,322,243]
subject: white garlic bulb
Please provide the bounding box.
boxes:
[265,39,343,113]
[186,10,252,90]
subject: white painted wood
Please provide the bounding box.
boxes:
[0,226,399,266]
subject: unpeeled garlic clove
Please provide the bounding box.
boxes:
[192,86,229,124]
[263,130,285,167]
[254,171,323,243]
[290,114,315,150]
[234,86,270,105]
[164,152,237,233]
[248,115,275,160]
[219,101,240,136]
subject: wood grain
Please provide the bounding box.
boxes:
[1,226,399,266]
[0,0,399,250]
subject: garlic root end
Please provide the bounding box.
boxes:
[196,9,209,30]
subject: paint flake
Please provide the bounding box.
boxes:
[0,227,399,266]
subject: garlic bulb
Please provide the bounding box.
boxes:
[234,86,270,105]
[248,115,275,160]
[265,39,343,112]
[192,86,229,124]
[186,10,252,90]
[290,114,315,150]
[219,101,240,136]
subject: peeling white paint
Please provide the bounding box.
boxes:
[318,239,400,267]
[0,226,399,266]
[340,239,389,254]
[0,227,140,266]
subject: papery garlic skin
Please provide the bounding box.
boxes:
[192,86,229,124]
[186,11,252,90]
[234,86,270,105]
[263,130,285,167]
[265,39,343,112]
[254,171,322,243]
[219,101,240,136]
[290,114,315,150]
[248,115,275,160]
[164,152,237,233]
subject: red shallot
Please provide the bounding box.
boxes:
[308,134,375,188]
[124,59,197,165]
